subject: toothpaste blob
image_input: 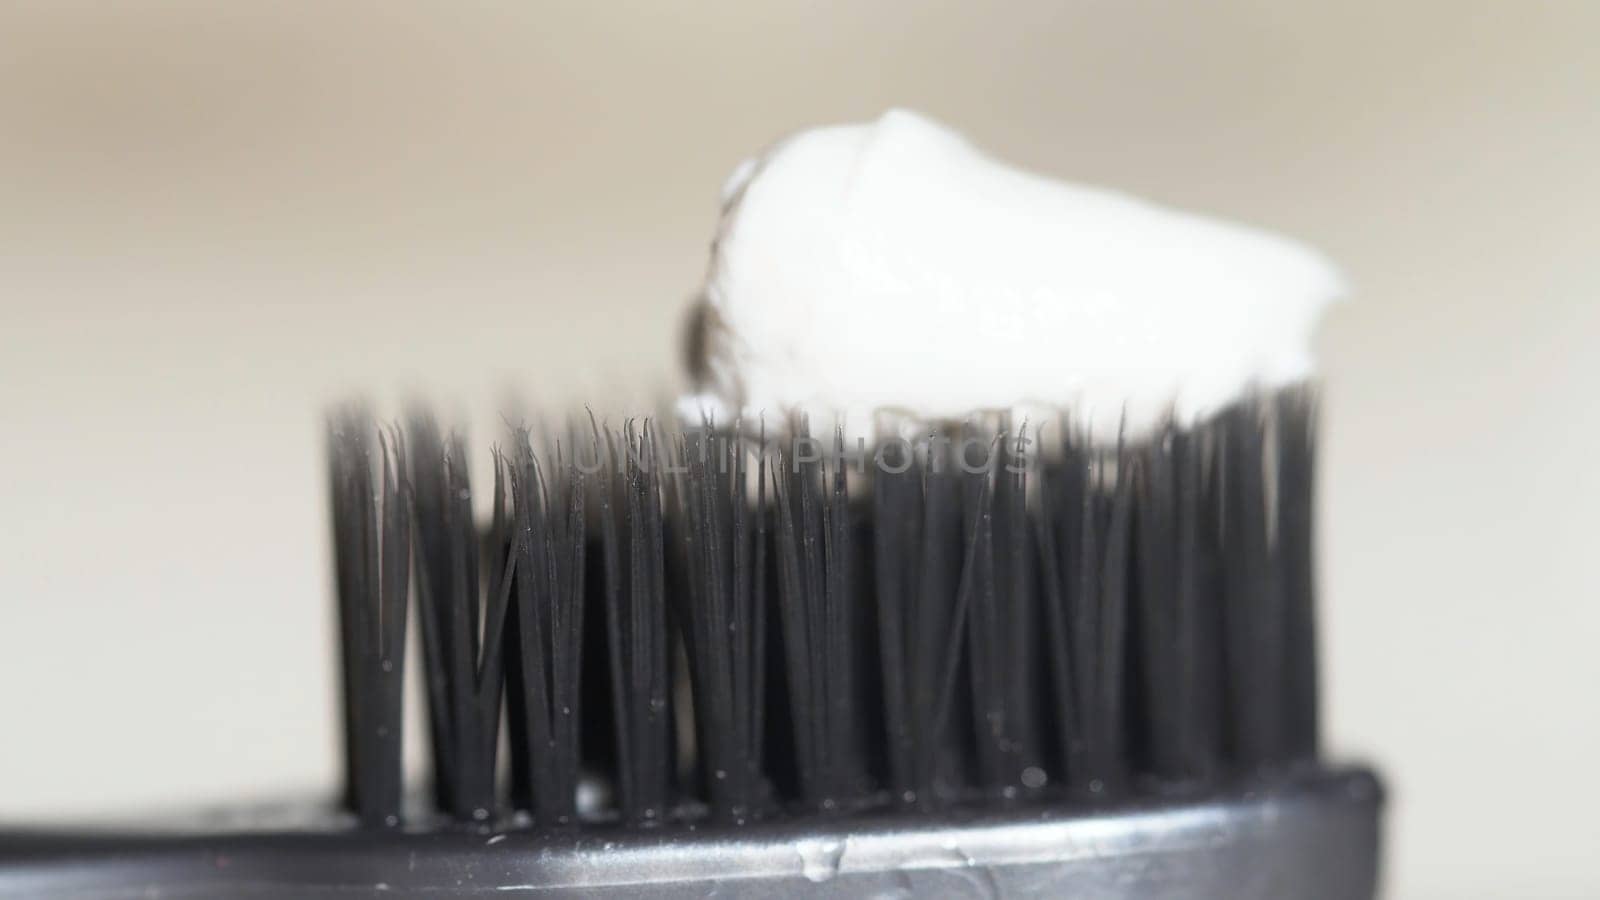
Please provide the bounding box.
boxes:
[683,109,1342,437]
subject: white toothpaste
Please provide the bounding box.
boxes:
[681,109,1341,438]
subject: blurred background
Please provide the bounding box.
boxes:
[1,2,1594,897]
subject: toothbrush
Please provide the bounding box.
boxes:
[0,109,1383,899]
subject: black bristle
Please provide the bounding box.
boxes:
[1132,423,1219,782]
[327,386,1323,829]
[328,411,410,829]
[407,418,508,824]
[1035,427,1137,796]
[769,424,872,812]
[966,426,1045,798]
[1220,400,1285,767]
[504,429,587,825]
[671,425,770,822]
[1276,388,1320,760]
[595,420,674,824]
[870,432,954,806]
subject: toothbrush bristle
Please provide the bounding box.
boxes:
[327,410,410,829]
[328,387,1320,828]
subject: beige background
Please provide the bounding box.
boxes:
[2,2,1595,897]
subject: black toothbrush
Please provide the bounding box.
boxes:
[0,387,1383,898]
